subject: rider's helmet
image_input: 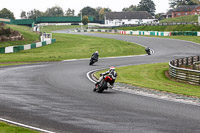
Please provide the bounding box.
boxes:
[110,66,115,71]
[95,51,98,53]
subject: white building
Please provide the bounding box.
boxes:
[199,16,200,25]
[105,11,157,26]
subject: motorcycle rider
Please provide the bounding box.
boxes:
[91,51,99,61]
[94,66,117,91]
[145,47,151,55]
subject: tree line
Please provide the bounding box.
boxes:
[0,0,199,21]
[123,0,199,16]
[169,0,200,8]
[0,6,112,21]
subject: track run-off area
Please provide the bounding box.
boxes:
[0,31,200,133]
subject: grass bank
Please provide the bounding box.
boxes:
[40,25,86,33]
[0,33,145,63]
[160,15,198,23]
[95,63,200,97]
[0,121,38,133]
[116,24,200,31]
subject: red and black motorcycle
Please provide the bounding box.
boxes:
[94,75,113,93]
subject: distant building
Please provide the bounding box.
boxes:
[199,16,200,25]
[166,9,173,18]
[171,5,200,18]
[104,11,157,26]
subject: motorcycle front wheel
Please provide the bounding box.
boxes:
[89,60,94,65]
[96,80,107,93]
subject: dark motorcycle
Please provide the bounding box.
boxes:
[89,56,98,65]
[94,75,113,93]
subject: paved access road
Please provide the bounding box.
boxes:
[0,32,200,133]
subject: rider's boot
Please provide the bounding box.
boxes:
[93,82,99,91]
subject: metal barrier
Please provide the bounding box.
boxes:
[169,56,200,85]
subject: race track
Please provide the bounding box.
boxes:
[0,32,200,133]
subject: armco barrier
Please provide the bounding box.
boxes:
[31,43,36,49]
[0,47,5,53]
[24,44,31,50]
[74,29,200,37]
[5,46,14,53]
[169,56,200,85]
[0,38,56,54]
[42,41,46,46]
[36,42,42,47]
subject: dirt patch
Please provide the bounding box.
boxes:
[0,24,24,42]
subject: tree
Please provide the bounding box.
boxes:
[99,8,112,20]
[155,13,165,21]
[45,6,64,16]
[82,16,89,25]
[122,5,139,12]
[27,9,44,19]
[138,0,156,16]
[0,8,15,19]
[65,8,75,16]
[20,11,27,19]
[80,6,97,19]
[95,7,102,20]
[169,0,198,8]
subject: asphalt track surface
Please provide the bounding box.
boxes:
[0,31,200,133]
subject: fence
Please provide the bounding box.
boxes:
[118,22,199,27]
[0,38,56,54]
[169,56,200,85]
[75,29,200,36]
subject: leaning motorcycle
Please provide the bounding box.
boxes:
[145,48,151,55]
[94,75,113,93]
[89,56,98,65]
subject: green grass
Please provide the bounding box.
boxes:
[116,24,200,31]
[0,25,40,48]
[116,15,199,32]
[0,121,38,133]
[160,15,198,23]
[0,33,145,63]
[95,63,200,97]
[40,25,86,33]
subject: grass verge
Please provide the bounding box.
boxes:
[40,25,86,33]
[0,33,145,63]
[0,121,38,133]
[160,15,198,23]
[95,63,200,98]
[116,24,200,31]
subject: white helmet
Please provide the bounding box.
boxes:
[110,66,115,70]
[95,51,98,53]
